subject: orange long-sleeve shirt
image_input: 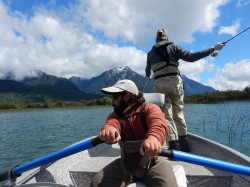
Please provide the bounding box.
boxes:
[102,103,169,145]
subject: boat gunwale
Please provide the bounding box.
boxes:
[188,132,250,163]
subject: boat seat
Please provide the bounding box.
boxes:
[127,165,187,187]
[143,93,165,106]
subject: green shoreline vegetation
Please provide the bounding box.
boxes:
[0,97,112,110]
[0,86,249,110]
[185,85,250,103]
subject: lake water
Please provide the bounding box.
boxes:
[0,101,249,173]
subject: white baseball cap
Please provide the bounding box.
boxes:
[101,79,139,96]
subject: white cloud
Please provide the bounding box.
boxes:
[0,0,147,80]
[207,59,250,90]
[236,0,250,7]
[179,59,215,82]
[79,0,228,46]
[0,0,229,82]
[218,21,240,36]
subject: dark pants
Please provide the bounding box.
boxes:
[90,157,178,187]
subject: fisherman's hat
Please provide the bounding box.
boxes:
[155,28,168,47]
[101,79,139,96]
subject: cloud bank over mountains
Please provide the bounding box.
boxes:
[0,0,249,90]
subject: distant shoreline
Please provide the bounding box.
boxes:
[0,97,112,110]
[1,97,249,110]
[1,86,250,110]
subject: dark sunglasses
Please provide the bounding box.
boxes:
[112,92,125,99]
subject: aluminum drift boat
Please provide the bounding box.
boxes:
[1,133,248,187]
[1,93,250,186]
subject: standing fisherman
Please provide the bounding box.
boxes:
[146,28,225,152]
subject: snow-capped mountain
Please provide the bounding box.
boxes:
[70,66,216,96]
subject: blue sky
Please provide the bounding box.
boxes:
[0,0,249,91]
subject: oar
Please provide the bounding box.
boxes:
[0,136,103,182]
[160,149,250,176]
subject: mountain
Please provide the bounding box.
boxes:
[70,66,153,95]
[0,72,102,104]
[0,67,216,105]
[0,80,33,94]
[22,71,80,93]
[182,75,216,96]
[70,66,216,96]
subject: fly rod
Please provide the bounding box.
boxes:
[142,79,149,91]
[224,26,250,44]
[211,26,250,56]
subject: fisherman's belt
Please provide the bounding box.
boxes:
[154,72,180,80]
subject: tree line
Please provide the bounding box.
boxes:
[0,97,112,110]
[184,85,250,103]
[0,85,249,110]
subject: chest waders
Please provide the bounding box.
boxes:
[118,103,156,184]
[119,141,154,184]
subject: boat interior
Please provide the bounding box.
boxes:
[15,133,250,187]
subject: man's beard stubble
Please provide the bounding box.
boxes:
[113,98,127,116]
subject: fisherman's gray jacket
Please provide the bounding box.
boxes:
[146,42,214,80]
